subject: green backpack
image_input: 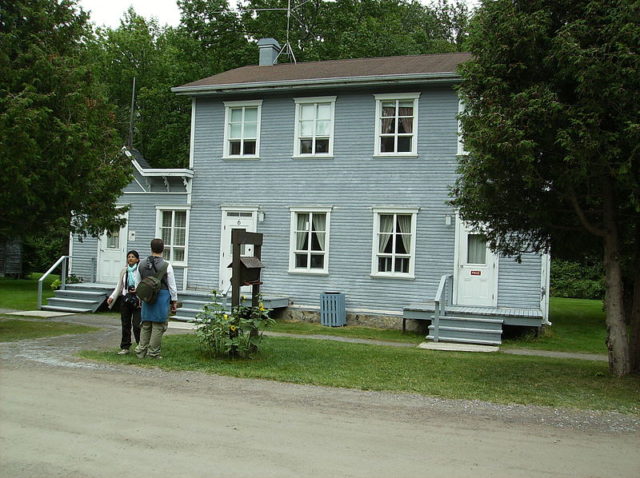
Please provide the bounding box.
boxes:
[136,258,169,304]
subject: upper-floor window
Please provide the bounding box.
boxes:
[289,207,331,274]
[293,97,336,158]
[156,207,189,265]
[374,93,420,156]
[223,100,262,159]
[371,207,418,278]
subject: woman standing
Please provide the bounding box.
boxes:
[107,250,142,355]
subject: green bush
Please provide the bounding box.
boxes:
[195,291,275,359]
[551,259,604,299]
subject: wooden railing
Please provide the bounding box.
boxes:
[432,274,453,342]
[37,256,69,309]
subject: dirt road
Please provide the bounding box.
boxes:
[1,319,639,478]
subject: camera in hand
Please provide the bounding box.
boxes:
[123,292,139,307]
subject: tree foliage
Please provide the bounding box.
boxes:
[0,0,131,242]
[454,0,640,375]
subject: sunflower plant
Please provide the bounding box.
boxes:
[195,290,275,358]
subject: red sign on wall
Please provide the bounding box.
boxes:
[470,271,481,276]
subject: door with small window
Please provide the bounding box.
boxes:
[455,217,498,307]
[97,217,128,284]
[219,209,257,293]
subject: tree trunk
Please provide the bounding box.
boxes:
[629,270,640,374]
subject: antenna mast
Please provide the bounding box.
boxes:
[275,0,296,64]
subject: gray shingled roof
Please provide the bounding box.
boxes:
[173,52,471,95]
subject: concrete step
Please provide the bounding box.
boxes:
[42,305,93,313]
[427,335,502,346]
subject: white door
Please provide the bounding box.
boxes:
[454,217,498,307]
[97,218,128,284]
[218,209,257,293]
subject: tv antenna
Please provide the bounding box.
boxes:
[244,0,316,64]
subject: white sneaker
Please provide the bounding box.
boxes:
[117,349,130,355]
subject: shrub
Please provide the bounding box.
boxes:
[550,259,605,300]
[195,291,275,359]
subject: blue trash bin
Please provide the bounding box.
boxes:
[320,292,346,327]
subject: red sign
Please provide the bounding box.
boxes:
[470,271,481,276]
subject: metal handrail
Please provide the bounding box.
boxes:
[38,256,69,309]
[432,273,453,342]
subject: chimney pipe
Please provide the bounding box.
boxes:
[258,38,281,66]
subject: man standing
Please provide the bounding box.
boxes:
[135,238,178,359]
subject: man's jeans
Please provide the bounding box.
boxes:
[135,321,168,358]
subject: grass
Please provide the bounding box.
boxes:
[0,273,58,310]
[80,334,640,415]
[502,298,608,354]
[0,318,98,342]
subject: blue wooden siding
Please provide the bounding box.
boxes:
[183,85,542,314]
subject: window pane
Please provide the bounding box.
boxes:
[296,231,309,250]
[161,227,171,243]
[381,118,395,134]
[467,234,487,264]
[230,141,241,155]
[300,139,313,154]
[295,253,308,268]
[162,211,172,227]
[174,211,186,227]
[300,120,314,137]
[378,234,392,253]
[244,107,257,122]
[380,136,395,153]
[300,104,315,120]
[394,257,409,273]
[162,250,170,260]
[378,257,392,272]
[315,120,330,136]
[398,101,413,110]
[174,228,186,246]
[244,122,257,138]
[243,141,256,155]
[315,139,329,154]
[397,136,411,152]
[174,247,185,262]
[230,109,243,122]
[381,102,396,117]
[397,118,413,134]
[310,254,324,269]
[229,123,242,139]
[317,103,331,120]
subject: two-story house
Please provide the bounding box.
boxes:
[60,39,550,345]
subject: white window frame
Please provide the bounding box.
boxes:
[373,93,420,157]
[288,207,332,275]
[293,96,336,158]
[370,207,419,279]
[457,98,468,156]
[155,206,190,266]
[223,100,262,159]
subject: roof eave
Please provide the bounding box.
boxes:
[172,72,461,96]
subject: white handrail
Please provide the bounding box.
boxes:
[432,273,453,342]
[38,256,69,309]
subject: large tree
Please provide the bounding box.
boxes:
[0,0,131,243]
[454,0,640,376]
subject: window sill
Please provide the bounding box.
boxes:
[373,153,419,159]
[370,273,415,280]
[292,155,334,160]
[288,269,329,276]
[222,156,261,161]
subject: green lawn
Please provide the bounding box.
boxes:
[0,274,57,310]
[0,318,98,341]
[81,334,640,415]
[502,298,608,354]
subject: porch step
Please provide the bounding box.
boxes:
[429,315,504,345]
[42,286,108,313]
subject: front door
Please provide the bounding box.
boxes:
[454,217,498,307]
[218,208,258,293]
[97,217,128,284]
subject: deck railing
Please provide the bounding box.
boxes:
[432,273,453,342]
[38,256,69,310]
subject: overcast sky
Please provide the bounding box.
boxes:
[77,0,480,29]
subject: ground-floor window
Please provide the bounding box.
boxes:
[289,207,331,274]
[156,207,189,265]
[371,207,418,278]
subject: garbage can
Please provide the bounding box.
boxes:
[320,292,346,327]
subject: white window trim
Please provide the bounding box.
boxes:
[370,206,419,279]
[155,206,190,266]
[373,93,420,157]
[223,100,262,160]
[457,98,469,156]
[288,206,332,275]
[293,96,336,159]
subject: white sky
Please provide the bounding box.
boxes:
[77,0,480,29]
